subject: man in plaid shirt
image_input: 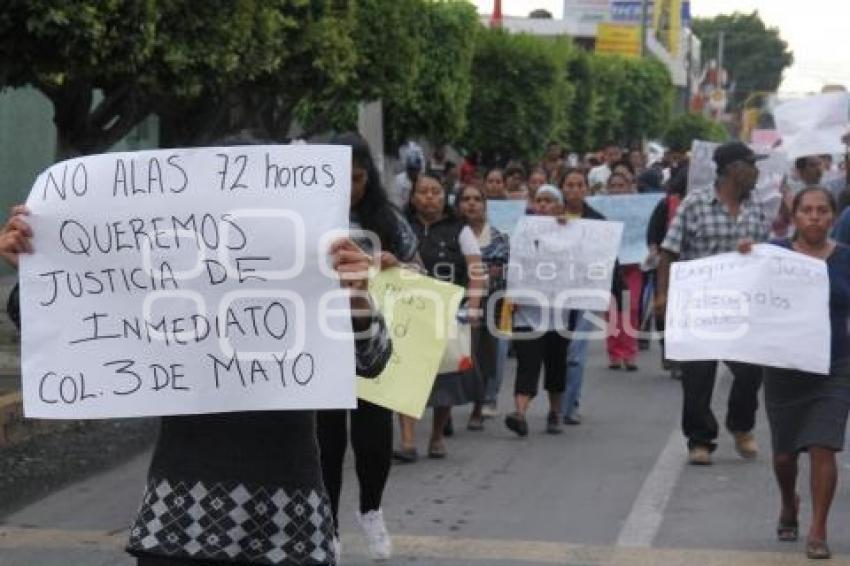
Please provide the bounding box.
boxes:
[656,142,772,466]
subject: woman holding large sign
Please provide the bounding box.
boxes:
[0,154,393,566]
[740,186,850,560]
[505,185,573,437]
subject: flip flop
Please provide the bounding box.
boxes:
[806,539,831,560]
[427,441,447,459]
[777,494,800,542]
[776,519,798,542]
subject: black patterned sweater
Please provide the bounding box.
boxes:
[125,312,390,565]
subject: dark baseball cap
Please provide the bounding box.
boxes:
[713,141,767,172]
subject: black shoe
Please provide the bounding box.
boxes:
[546,412,563,434]
[392,448,418,464]
[505,412,528,437]
[625,362,639,372]
[609,361,622,370]
[443,417,454,437]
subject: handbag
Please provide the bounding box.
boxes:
[437,313,474,374]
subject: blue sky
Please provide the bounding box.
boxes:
[472,1,850,94]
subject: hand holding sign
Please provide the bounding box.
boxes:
[0,205,33,267]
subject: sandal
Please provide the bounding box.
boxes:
[806,538,831,560]
[777,494,800,542]
[392,447,418,464]
[467,416,484,431]
[427,440,447,459]
[776,519,798,542]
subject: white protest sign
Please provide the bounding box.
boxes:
[665,244,830,374]
[774,92,850,161]
[20,145,355,419]
[586,193,664,265]
[506,216,623,312]
[687,140,720,194]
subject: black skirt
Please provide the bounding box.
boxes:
[764,362,850,454]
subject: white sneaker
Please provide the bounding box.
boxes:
[480,403,498,418]
[331,535,341,564]
[356,509,392,561]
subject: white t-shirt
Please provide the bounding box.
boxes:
[458,225,481,256]
[588,164,612,191]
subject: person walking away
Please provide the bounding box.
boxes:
[656,142,772,466]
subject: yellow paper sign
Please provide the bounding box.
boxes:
[357,268,464,418]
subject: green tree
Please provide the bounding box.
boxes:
[578,55,674,151]
[383,0,478,149]
[692,11,793,109]
[618,57,674,144]
[465,29,574,164]
[564,50,598,153]
[156,0,358,145]
[663,112,729,151]
[0,1,360,154]
[0,0,159,158]
[295,0,424,136]
[586,55,627,149]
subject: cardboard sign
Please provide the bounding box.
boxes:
[21,145,356,418]
[665,244,830,374]
[506,216,623,312]
[358,268,464,418]
[587,193,664,264]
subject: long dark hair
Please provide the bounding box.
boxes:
[330,132,401,252]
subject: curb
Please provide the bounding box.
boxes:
[0,392,69,449]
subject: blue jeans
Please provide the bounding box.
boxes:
[485,337,509,404]
[562,312,593,415]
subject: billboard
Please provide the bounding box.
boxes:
[596,22,642,57]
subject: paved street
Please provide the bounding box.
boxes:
[2,340,850,565]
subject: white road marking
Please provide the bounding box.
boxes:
[616,426,687,547]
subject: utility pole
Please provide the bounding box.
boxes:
[717,31,725,89]
[640,0,649,57]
